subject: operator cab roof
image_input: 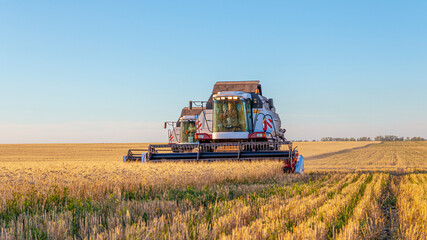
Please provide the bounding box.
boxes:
[207,81,262,109]
[180,107,202,117]
[176,107,202,126]
[212,81,262,96]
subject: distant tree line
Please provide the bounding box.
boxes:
[374,135,425,141]
[319,135,425,142]
[320,137,369,141]
[406,136,426,141]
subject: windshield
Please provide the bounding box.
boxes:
[213,98,248,132]
[180,120,196,143]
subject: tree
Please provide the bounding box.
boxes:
[375,136,384,141]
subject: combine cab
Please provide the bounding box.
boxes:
[124,81,303,174]
[164,107,204,144]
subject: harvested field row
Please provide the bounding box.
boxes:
[305,141,427,171]
[393,174,427,239]
[293,141,378,158]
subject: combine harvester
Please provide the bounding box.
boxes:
[163,106,210,152]
[124,81,303,173]
[164,106,204,144]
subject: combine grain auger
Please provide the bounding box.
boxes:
[124,81,304,174]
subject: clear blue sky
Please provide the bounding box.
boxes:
[1,1,426,143]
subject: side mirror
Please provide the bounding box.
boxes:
[268,98,274,109]
[188,101,193,110]
[164,122,167,129]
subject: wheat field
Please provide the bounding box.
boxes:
[305,141,427,171]
[0,141,426,239]
[293,141,378,158]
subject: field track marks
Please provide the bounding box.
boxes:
[380,175,398,240]
[304,143,378,161]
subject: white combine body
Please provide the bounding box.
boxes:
[124,81,303,174]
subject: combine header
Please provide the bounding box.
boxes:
[124,81,303,174]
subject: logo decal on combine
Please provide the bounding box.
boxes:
[196,120,202,130]
[266,119,273,128]
[263,119,273,131]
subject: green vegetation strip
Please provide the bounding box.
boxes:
[327,174,373,239]
[217,174,341,238]
[158,174,333,238]
[0,173,327,239]
[305,174,360,221]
